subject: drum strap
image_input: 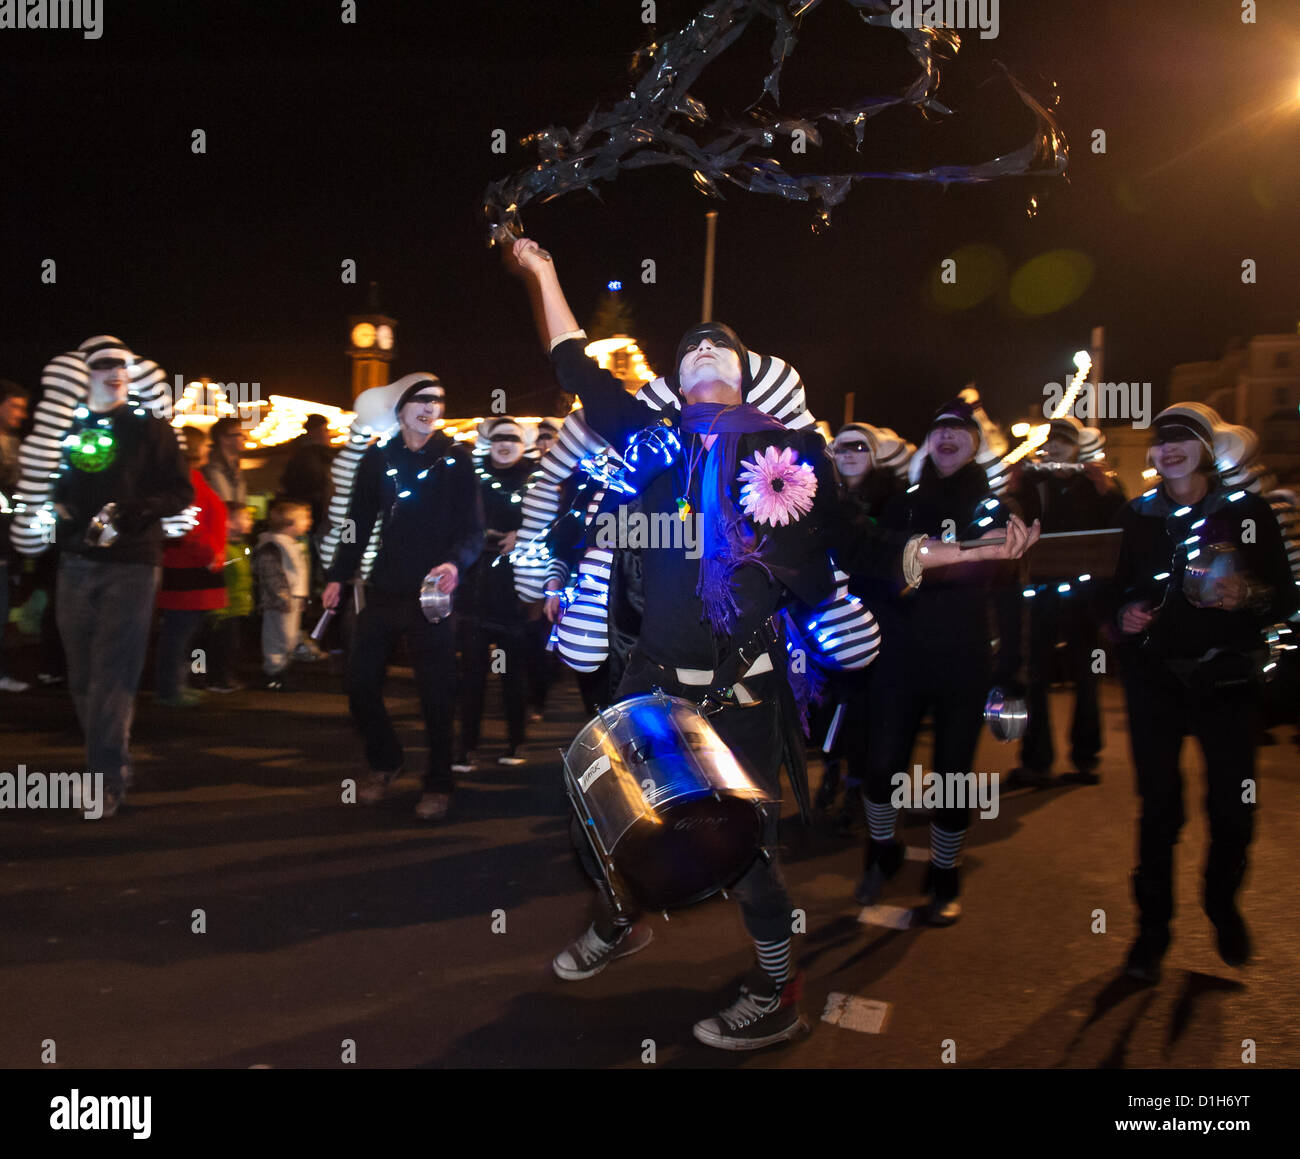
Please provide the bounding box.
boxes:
[706,615,813,824]
[705,614,782,704]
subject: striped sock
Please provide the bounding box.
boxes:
[865,799,898,844]
[930,824,967,869]
[754,937,792,992]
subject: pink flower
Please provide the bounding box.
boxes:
[737,445,818,527]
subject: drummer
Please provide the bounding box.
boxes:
[322,375,484,822]
[507,238,1038,1050]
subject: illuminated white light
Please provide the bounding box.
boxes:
[1078,573,1091,582]
[1154,572,1171,581]
[1192,519,1205,529]
[1174,506,1192,516]
[1057,582,1071,594]
[1228,490,1246,502]
[1011,423,1031,438]
[1022,588,1036,598]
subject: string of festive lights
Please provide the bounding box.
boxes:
[1002,350,1093,468]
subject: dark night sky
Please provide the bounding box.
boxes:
[2,0,1298,443]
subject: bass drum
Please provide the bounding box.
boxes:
[564,692,771,911]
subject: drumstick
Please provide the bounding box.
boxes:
[310,607,335,641]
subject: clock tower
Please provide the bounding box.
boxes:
[347,285,397,399]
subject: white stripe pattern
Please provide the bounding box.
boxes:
[9,347,174,557]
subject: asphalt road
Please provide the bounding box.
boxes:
[3,649,1298,1072]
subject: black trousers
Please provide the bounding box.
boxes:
[523,611,557,712]
[574,648,795,945]
[204,614,244,685]
[1021,592,1102,774]
[864,633,989,837]
[345,588,456,792]
[458,620,527,752]
[1121,653,1257,929]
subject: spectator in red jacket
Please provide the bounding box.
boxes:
[155,427,228,707]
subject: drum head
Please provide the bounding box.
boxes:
[615,795,764,911]
[565,692,772,912]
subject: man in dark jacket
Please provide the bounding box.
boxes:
[1113,404,1297,982]
[48,337,193,816]
[322,375,483,822]
[509,237,1037,1050]
[0,381,30,692]
[280,413,335,534]
[1007,416,1127,787]
[455,419,536,768]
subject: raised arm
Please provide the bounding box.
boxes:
[509,238,581,351]
[506,236,654,447]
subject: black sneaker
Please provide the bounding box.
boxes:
[917,864,962,926]
[552,922,653,980]
[1123,928,1170,984]
[854,839,905,906]
[692,969,807,1051]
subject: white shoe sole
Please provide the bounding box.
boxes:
[552,927,653,980]
[692,1015,808,1051]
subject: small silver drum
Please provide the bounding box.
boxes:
[419,576,452,623]
[984,686,1029,743]
[563,691,772,911]
[1182,541,1239,607]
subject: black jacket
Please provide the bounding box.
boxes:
[1112,482,1297,663]
[53,405,193,567]
[458,456,536,630]
[859,458,1022,686]
[325,431,484,598]
[552,337,838,671]
[280,439,335,524]
[1011,463,1126,532]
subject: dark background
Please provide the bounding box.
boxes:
[2,0,1298,439]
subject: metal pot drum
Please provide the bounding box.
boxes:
[563,692,772,911]
[1182,541,1239,608]
[984,686,1029,743]
[419,576,452,623]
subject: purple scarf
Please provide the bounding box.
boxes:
[681,403,785,635]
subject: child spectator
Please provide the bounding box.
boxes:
[155,427,228,707]
[254,499,311,690]
[206,505,255,693]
